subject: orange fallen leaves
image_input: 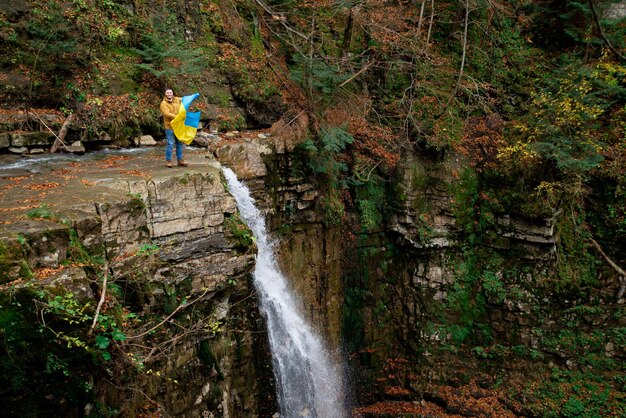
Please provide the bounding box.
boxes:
[56,168,85,175]
[353,378,520,417]
[0,205,39,212]
[96,155,132,169]
[0,278,25,291]
[114,251,135,262]
[8,176,29,182]
[35,266,65,280]
[119,169,148,177]
[18,198,41,203]
[384,386,411,397]
[81,179,96,186]
[23,182,61,190]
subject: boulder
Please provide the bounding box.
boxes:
[215,141,268,178]
[194,131,220,149]
[9,146,27,154]
[64,141,86,154]
[134,135,157,146]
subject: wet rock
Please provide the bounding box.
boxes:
[11,131,54,147]
[9,146,27,154]
[134,135,156,146]
[64,141,86,154]
[30,148,45,154]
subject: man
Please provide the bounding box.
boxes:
[160,89,189,168]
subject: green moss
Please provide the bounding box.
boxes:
[178,173,190,186]
[26,204,56,220]
[0,239,30,284]
[224,214,254,251]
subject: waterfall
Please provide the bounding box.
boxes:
[223,167,346,418]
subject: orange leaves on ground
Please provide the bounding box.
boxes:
[81,179,96,187]
[384,386,411,397]
[217,43,281,97]
[17,197,41,204]
[354,378,520,418]
[428,379,519,418]
[1,175,30,191]
[23,182,61,190]
[114,251,135,262]
[56,168,85,176]
[34,266,65,280]
[0,183,17,191]
[0,205,39,212]
[119,169,149,177]
[7,175,30,182]
[352,400,461,417]
[95,155,132,169]
[0,278,25,291]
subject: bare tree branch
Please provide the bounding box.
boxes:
[89,260,109,336]
[589,0,626,61]
[126,288,211,340]
[590,238,626,277]
[339,60,375,87]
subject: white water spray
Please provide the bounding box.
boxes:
[223,167,346,418]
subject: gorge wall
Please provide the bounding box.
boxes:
[1,121,625,416]
[230,125,626,415]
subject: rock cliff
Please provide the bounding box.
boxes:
[0,148,275,417]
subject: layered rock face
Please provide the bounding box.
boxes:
[0,150,275,417]
[346,153,625,406]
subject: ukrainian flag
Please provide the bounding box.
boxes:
[171,93,201,145]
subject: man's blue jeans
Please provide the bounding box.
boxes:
[165,129,183,161]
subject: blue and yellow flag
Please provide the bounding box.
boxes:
[171,93,201,145]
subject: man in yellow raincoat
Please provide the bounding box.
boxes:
[160,89,189,168]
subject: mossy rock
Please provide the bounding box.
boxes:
[0,239,29,284]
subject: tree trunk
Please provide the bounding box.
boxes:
[342,10,354,53]
[426,0,435,46]
[50,113,75,153]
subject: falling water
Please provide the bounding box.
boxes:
[223,167,346,418]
